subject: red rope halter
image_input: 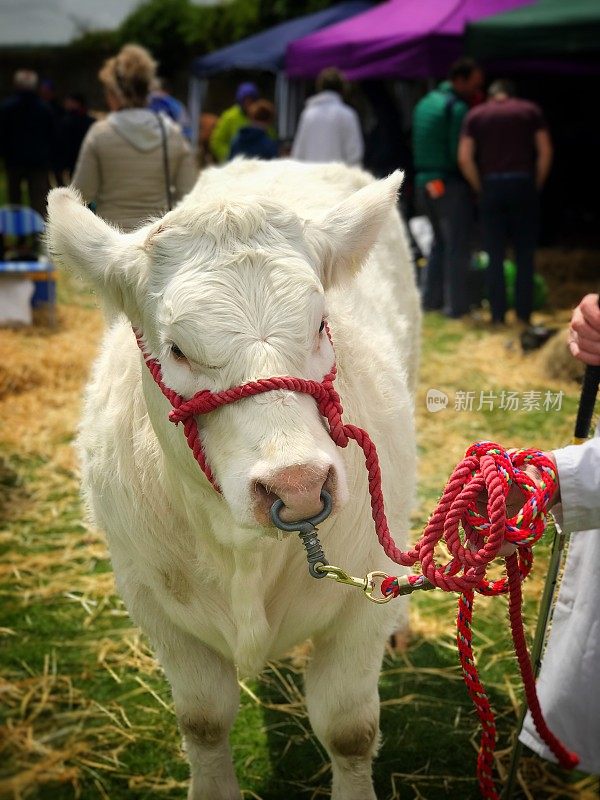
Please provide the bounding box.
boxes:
[134,327,578,798]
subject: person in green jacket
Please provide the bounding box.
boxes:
[209,82,262,164]
[412,58,484,318]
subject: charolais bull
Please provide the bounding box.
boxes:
[47,159,420,800]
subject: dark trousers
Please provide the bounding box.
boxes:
[7,166,50,217]
[480,175,539,324]
[417,178,474,318]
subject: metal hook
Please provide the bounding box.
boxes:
[270,490,332,578]
[313,565,398,604]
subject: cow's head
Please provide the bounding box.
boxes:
[47,172,402,531]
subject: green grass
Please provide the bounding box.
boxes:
[1,290,598,800]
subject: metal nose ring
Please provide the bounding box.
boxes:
[269,489,333,532]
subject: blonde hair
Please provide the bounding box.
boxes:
[99,44,157,108]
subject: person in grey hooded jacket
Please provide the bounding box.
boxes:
[71,44,197,232]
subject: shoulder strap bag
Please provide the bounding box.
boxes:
[155,112,173,212]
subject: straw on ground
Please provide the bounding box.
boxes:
[0,273,598,799]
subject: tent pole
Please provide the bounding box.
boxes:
[275,72,289,141]
[187,76,207,153]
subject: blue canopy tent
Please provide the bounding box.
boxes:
[188,1,371,145]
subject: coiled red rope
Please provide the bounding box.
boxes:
[135,328,579,797]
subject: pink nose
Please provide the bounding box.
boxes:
[253,464,334,525]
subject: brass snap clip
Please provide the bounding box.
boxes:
[315,565,395,604]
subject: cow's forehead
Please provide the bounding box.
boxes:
[148,197,319,285]
[153,253,324,376]
[157,250,323,335]
[147,200,324,355]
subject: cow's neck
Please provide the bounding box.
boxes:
[230,549,272,676]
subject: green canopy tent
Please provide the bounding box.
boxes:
[466,0,600,61]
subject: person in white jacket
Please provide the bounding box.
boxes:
[473,294,600,775]
[518,293,600,774]
[291,67,364,166]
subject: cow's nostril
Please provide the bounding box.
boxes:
[253,481,280,514]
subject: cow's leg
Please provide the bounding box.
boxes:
[155,634,241,800]
[125,586,241,800]
[305,610,387,800]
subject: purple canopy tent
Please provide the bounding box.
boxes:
[286,0,533,80]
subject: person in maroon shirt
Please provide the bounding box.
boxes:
[458,80,553,325]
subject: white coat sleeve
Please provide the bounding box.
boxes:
[342,109,364,166]
[552,431,600,533]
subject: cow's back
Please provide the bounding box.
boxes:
[188,159,375,217]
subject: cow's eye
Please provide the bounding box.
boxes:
[171,344,188,362]
[319,319,325,334]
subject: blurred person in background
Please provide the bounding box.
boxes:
[229,100,278,161]
[292,67,363,166]
[198,113,218,168]
[412,57,484,318]
[39,78,64,186]
[148,78,192,141]
[71,44,197,232]
[0,69,55,215]
[57,93,95,184]
[39,78,63,121]
[458,79,553,327]
[210,82,266,164]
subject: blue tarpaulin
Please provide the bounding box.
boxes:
[191,1,371,77]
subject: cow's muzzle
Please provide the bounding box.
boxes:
[252,464,337,525]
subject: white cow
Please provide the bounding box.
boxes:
[47,159,420,800]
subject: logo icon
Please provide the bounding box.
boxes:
[426,388,448,413]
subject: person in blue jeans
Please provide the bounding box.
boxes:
[458,80,553,325]
[412,58,484,318]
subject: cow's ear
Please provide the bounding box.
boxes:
[46,187,149,320]
[304,171,404,289]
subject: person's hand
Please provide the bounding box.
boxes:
[473,452,559,557]
[568,293,600,366]
[475,478,530,557]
